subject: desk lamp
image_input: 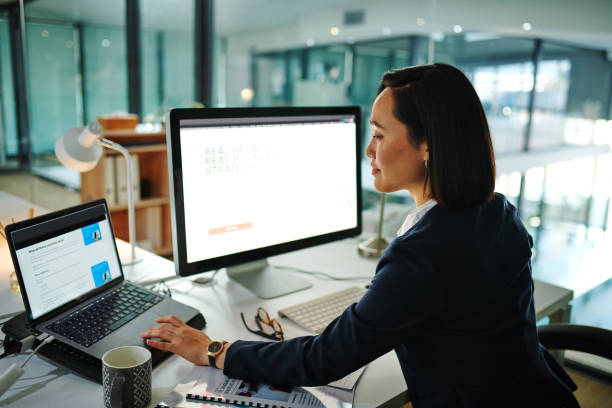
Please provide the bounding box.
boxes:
[358,193,389,258]
[55,121,140,265]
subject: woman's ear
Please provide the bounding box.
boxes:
[420,142,429,161]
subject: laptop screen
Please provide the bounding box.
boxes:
[10,203,123,319]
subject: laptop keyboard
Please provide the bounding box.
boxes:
[46,284,163,348]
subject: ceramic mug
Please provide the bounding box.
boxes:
[102,346,152,408]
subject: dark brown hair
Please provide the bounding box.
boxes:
[377,63,495,209]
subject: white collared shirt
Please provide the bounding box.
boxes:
[397,199,438,236]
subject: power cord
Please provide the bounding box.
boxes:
[0,334,54,397]
[278,265,372,281]
[0,334,36,360]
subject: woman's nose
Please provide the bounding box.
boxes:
[366,139,375,159]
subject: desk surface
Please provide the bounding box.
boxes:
[0,192,48,319]
[0,191,574,407]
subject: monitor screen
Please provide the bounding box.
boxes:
[167,107,362,297]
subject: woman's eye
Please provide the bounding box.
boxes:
[373,135,383,140]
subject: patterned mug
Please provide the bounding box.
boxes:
[102,346,152,408]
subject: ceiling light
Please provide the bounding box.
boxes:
[41,30,49,38]
[453,25,463,33]
[529,216,541,228]
[306,38,315,47]
[240,88,254,102]
[416,17,425,26]
[522,22,532,31]
[101,39,111,47]
[383,27,392,36]
[330,27,339,36]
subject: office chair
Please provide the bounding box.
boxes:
[538,323,612,390]
[538,324,612,361]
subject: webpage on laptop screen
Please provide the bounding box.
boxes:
[15,218,121,319]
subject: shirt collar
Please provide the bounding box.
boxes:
[397,199,437,236]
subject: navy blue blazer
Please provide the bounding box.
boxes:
[224,194,579,407]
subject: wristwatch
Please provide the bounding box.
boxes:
[207,340,227,368]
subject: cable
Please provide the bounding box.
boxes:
[0,335,35,361]
[277,265,372,281]
[0,335,54,397]
[20,336,54,368]
[191,268,220,285]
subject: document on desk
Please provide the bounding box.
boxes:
[156,365,353,408]
[328,368,363,390]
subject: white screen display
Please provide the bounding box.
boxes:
[179,118,358,263]
[16,218,122,319]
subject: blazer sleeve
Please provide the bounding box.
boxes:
[223,243,443,386]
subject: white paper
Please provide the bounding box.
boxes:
[159,366,339,408]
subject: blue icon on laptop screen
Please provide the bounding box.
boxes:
[91,261,111,287]
[82,223,102,246]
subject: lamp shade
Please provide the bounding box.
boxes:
[55,123,103,172]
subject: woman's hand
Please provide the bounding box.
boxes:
[140,315,230,368]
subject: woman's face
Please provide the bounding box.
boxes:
[366,88,428,194]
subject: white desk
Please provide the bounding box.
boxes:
[0,192,574,407]
[0,192,48,320]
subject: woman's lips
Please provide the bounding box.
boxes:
[371,168,380,175]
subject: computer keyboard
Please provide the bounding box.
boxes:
[278,286,366,333]
[47,284,162,348]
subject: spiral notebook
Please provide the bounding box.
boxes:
[156,365,353,408]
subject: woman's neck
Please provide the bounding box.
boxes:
[409,184,432,207]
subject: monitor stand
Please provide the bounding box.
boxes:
[226,259,312,299]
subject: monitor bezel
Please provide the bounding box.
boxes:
[5,199,124,323]
[167,106,362,277]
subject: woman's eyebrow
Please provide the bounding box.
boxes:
[369,119,385,130]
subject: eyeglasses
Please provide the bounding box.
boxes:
[240,307,284,341]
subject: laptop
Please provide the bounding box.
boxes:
[5,199,202,360]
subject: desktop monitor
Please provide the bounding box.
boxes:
[166,107,362,298]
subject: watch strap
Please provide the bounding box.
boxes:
[208,341,227,368]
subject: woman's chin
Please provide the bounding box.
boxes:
[373,180,398,194]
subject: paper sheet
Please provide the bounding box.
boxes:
[157,366,353,408]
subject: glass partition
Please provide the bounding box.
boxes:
[531,43,612,149]
[24,0,127,175]
[0,15,18,169]
[82,25,128,123]
[141,0,195,121]
[26,21,80,156]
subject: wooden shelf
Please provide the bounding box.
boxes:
[102,129,165,144]
[103,144,167,154]
[109,197,169,212]
[81,127,172,258]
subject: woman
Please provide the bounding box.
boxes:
[141,64,578,407]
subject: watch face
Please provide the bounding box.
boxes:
[208,341,223,353]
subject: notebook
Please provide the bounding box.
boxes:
[155,365,353,408]
[5,198,202,360]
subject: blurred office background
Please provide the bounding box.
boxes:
[0,0,611,331]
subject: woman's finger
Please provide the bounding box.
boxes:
[146,339,172,352]
[155,315,185,327]
[141,325,174,340]
[168,315,184,326]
